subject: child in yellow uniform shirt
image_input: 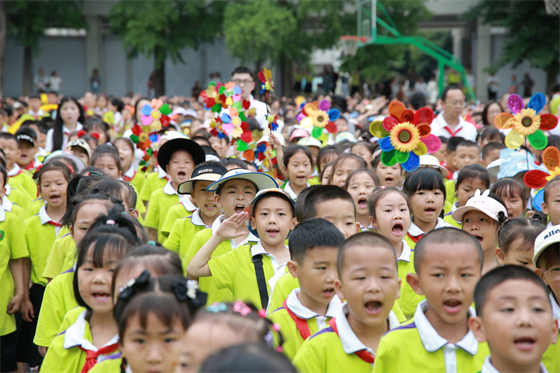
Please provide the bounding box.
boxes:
[0,164,28,373]
[114,137,145,192]
[20,162,71,369]
[268,218,345,360]
[0,132,37,199]
[188,188,295,309]
[293,232,402,372]
[144,137,205,243]
[445,140,481,206]
[182,169,276,304]
[40,210,143,373]
[2,191,27,221]
[373,228,489,373]
[469,265,558,373]
[163,162,226,254]
[16,127,42,172]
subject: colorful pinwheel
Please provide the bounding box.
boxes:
[140,99,172,131]
[523,147,560,189]
[494,93,558,150]
[369,101,440,172]
[298,100,340,139]
[258,68,274,102]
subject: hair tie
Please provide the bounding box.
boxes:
[67,165,74,174]
[257,309,266,319]
[106,219,115,225]
[118,270,151,301]
[147,240,156,246]
[233,301,252,317]
[206,302,228,313]
[77,130,87,138]
[90,132,100,140]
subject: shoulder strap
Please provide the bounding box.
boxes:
[252,254,269,310]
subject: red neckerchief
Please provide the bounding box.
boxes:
[24,162,35,171]
[47,221,62,227]
[282,299,312,340]
[406,232,424,243]
[8,169,23,177]
[444,125,462,137]
[123,170,136,183]
[328,318,374,364]
[80,342,119,373]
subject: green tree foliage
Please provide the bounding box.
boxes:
[340,0,431,81]
[408,30,452,79]
[464,0,559,88]
[108,0,225,96]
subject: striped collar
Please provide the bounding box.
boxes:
[189,209,210,227]
[163,180,178,196]
[398,240,413,263]
[181,195,197,212]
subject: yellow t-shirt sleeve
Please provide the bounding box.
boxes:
[143,191,160,231]
[208,249,239,292]
[43,234,73,279]
[163,219,181,253]
[292,337,325,373]
[8,215,28,260]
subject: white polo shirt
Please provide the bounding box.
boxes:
[430,113,477,142]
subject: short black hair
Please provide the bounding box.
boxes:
[409,91,426,110]
[283,145,314,169]
[289,218,345,265]
[200,343,296,373]
[456,164,490,191]
[456,140,480,151]
[0,163,7,188]
[414,228,483,274]
[474,265,550,318]
[337,231,396,278]
[491,177,527,203]
[192,136,212,147]
[481,142,505,159]
[16,127,37,147]
[28,94,41,100]
[446,136,466,154]
[201,145,219,158]
[0,133,19,146]
[440,85,462,102]
[220,157,248,170]
[498,217,545,254]
[302,185,356,220]
[402,167,447,206]
[316,145,341,173]
[231,66,254,77]
[294,185,320,222]
[252,192,295,219]
[439,136,448,145]
[91,144,124,173]
[110,98,124,112]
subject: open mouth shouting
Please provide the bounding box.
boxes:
[513,336,537,351]
[364,300,383,315]
[177,171,187,180]
[472,234,483,243]
[234,204,245,214]
[391,222,404,237]
[322,287,335,298]
[385,177,394,185]
[358,197,368,210]
[443,299,462,314]
[49,194,61,203]
[92,291,111,302]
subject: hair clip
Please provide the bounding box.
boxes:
[233,301,251,316]
[106,219,115,225]
[186,280,198,300]
[118,270,151,301]
[147,240,156,246]
[257,309,266,319]
[87,170,102,176]
[172,279,189,302]
[67,165,74,174]
[264,330,274,347]
[206,302,227,313]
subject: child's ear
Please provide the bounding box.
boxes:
[541,202,549,215]
[250,216,256,230]
[369,216,379,229]
[334,278,345,302]
[535,268,549,286]
[495,248,506,265]
[406,273,424,296]
[551,319,559,345]
[396,278,402,300]
[291,217,297,230]
[118,169,123,178]
[468,316,487,343]
[37,184,42,198]
[355,222,360,234]
[214,193,221,206]
[130,209,139,220]
[287,260,299,279]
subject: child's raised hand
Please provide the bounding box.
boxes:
[215,212,249,240]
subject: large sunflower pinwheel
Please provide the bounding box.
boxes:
[523,146,560,189]
[298,100,340,139]
[494,93,558,150]
[369,101,441,172]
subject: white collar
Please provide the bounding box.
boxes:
[5,184,10,196]
[211,214,259,248]
[551,293,560,330]
[452,201,460,214]
[398,240,413,263]
[283,182,306,201]
[334,303,400,356]
[124,166,135,179]
[181,195,197,211]
[547,221,556,229]
[413,300,479,355]
[2,196,12,212]
[481,356,548,373]
[286,288,342,319]
[39,203,61,233]
[157,165,168,179]
[7,163,21,177]
[163,180,178,196]
[62,122,83,136]
[188,209,211,227]
[453,171,459,183]
[0,204,5,222]
[250,241,288,292]
[409,218,454,237]
[63,309,119,352]
[436,113,466,130]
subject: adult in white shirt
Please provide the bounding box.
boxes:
[231,66,269,129]
[49,71,62,94]
[430,86,477,142]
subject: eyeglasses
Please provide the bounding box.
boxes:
[540,266,560,280]
[232,79,253,86]
[447,100,467,108]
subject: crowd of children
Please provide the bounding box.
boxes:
[1,72,559,373]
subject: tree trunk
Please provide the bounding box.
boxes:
[154,46,165,97]
[546,62,558,94]
[0,0,6,97]
[255,58,261,101]
[280,56,293,98]
[23,45,33,96]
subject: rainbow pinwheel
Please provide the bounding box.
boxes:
[258,68,274,102]
[523,146,560,189]
[298,100,340,139]
[369,101,440,172]
[140,99,172,131]
[494,93,558,150]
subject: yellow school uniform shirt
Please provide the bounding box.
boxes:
[542,293,560,373]
[160,195,197,239]
[8,164,36,200]
[183,216,259,304]
[40,307,120,373]
[445,178,458,205]
[43,233,75,280]
[293,302,402,372]
[143,181,180,243]
[0,207,28,336]
[29,198,45,218]
[139,167,168,202]
[23,205,69,287]
[208,241,289,309]
[444,202,462,228]
[268,289,343,360]
[2,195,27,221]
[5,182,32,209]
[87,357,122,373]
[164,209,211,255]
[372,300,490,373]
[123,166,145,193]
[34,270,78,347]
